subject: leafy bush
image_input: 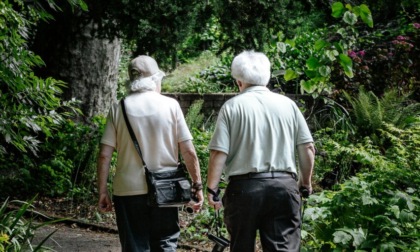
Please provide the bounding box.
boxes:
[0,117,105,199]
[162,51,224,93]
[0,196,61,252]
[267,2,374,98]
[0,0,83,157]
[165,52,236,94]
[302,173,419,251]
[344,88,420,137]
[308,120,420,251]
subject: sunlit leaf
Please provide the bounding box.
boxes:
[319,66,331,77]
[339,54,354,78]
[326,50,338,61]
[331,2,345,18]
[315,39,328,51]
[333,230,352,245]
[343,11,357,25]
[284,69,299,81]
[277,42,287,53]
[301,79,317,94]
[359,4,373,28]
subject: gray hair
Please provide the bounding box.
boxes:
[127,70,165,93]
[231,50,271,86]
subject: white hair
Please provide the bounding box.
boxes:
[231,50,271,86]
[127,70,165,93]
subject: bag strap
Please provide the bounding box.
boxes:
[121,98,147,168]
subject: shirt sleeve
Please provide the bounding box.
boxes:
[176,103,193,142]
[208,106,230,154]
[294,104,314,145]
[100,104,117,148]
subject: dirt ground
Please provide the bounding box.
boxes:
[29,197,223,252]
[34,223,121,252]
[34,223,214,252]
[28,197,264,251]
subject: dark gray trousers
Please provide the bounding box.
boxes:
[113,195,180,252]
[223,176,302,252]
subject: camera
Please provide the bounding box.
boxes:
[208,233,229,252]
[299,187,309,198]
[185,205,194,214]
[184,193,199,214]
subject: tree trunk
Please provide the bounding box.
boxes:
[32,20,121,119]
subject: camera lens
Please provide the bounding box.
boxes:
[185,206,194,214]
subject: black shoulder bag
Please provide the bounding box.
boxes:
[121,98,192,207]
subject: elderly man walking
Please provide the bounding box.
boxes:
[206,50,315,252]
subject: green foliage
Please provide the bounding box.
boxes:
[314,128,384,188]
[183,64,235,94]
[310,97,355,134]
[164,51,235,94]
[177,16,222,61]
[0,117,104,198]
[162,51,223,93]
[344,88,420,137]
[307,123,420,251]
[0,196,63,252]
[180,205,228,244]
[184,100,214,182]
[302,174,419,251]
[185,100,205,131]
[213,0,325,53]
[269,2,374,97]
[0,0,82,156]
[88,0,211,69]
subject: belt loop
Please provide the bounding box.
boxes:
[271,171,274,178]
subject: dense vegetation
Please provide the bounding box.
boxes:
[1,0,419,251]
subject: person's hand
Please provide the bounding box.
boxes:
[298,181,312,197]
[188,189,204,213]
[98,192,112,213]
[207,187,222,210]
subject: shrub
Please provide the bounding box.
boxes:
[0,117,105,199]
[0,196,61,252]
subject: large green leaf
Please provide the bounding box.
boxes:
[333,230,352,245]
[315,39,328,51]
[331,2,345,18]
[343,11,357,25]
[326,50,339,61]
[319,66,331,77]
[359,4,373,28]
[306,57,320,70]
[338,54,354,78]
[284,69,299,81]
[300,79,317,93]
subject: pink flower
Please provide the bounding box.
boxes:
[358,50,366,57]
[413,23,420,29]
[397,35,405,41]
[348,50,357,58]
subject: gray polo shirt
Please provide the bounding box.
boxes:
[209,86,313,178]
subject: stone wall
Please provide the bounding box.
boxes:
[163,93,313,118]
